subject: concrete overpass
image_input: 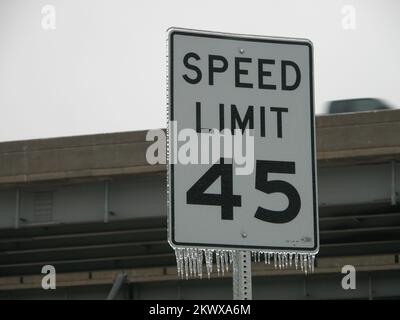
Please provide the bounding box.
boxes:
[0,109,400,299]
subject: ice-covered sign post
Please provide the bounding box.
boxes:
[167,28,319,300]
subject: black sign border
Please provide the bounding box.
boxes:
[168,28,318,253]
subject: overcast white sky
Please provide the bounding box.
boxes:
[0,0,399,142]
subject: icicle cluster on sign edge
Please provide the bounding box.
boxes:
[174,247,316,279]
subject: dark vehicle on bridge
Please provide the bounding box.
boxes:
[327,98,391,114]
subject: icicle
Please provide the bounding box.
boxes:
[304,254,308,275]
[205,249,213,278]
[220,251,225,275]
[180,249,184,278]
[193,249,197,277]
[224,251,229,272]
[300,254,304,271]
[188,248,192,277]
[311,254,314,271]
[197,249,203,278]
[183,249,189,279]
[279,253,283,269]
[282,253,286,269]
[193,249,198,276]
[173,248,316,278]
[188,248,193,277]
[191,249,196,277]
[228,251,233,265]
[216,250,221,275]
[175,248,180,277]
[175,248,182,278]
[194,249,201,277]
[232,251,238,276]
[311,255,315,272]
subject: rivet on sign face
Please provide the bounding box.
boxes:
[239,48,244,54]
[241,232,247,238]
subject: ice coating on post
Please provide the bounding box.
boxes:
[174,248,316,279]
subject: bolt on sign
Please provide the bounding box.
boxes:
[167,28,319,278]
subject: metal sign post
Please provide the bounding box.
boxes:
[232,251,252,300]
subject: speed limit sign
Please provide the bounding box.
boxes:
[167,28,318,253]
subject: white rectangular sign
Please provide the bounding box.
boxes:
[168,28,318,253]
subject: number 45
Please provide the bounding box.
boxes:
[186,158,301,223]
